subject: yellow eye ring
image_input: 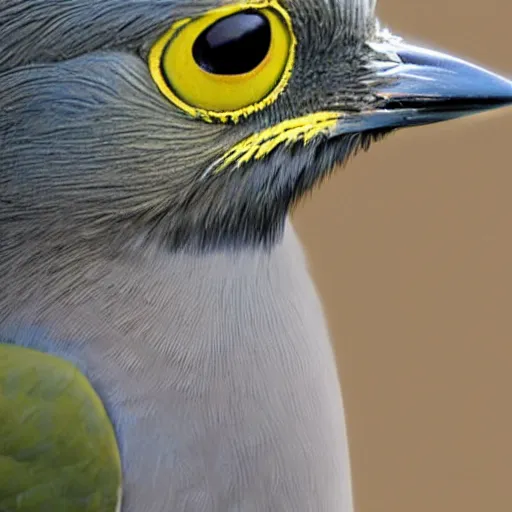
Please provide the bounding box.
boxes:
[148,1,296,123]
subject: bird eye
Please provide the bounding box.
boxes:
[148,2,296,123]
[192,11,271,76]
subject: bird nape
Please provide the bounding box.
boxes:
[1,1,511,512]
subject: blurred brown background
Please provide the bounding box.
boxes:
[293,1,512,511]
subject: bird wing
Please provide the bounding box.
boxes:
[0,343,122,512]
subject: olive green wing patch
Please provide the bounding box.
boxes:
[0,343,122,512]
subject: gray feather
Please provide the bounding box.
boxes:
[0,1,380,510]
[0,223,354,512]
[1,0,382,253]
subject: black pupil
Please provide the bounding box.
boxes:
[192,10,271,75]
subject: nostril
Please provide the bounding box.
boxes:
[396,49,451,69]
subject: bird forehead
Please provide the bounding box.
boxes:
[284,0,376,26]
[0,0,375,72]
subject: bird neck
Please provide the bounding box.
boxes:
[0,220,313,360]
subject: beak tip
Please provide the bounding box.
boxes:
[464,65,512,106]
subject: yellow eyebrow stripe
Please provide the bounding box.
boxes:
[204,112,340,175]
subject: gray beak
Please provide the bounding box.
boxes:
[332,41,512,135]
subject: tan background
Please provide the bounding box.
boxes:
[293,1,512,511]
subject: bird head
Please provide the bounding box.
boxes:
[1,0,511,255]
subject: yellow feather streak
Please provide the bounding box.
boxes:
[206,112,340,175]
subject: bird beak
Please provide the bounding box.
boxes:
[332,41,512,135]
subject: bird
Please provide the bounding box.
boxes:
[1,0,511,510]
